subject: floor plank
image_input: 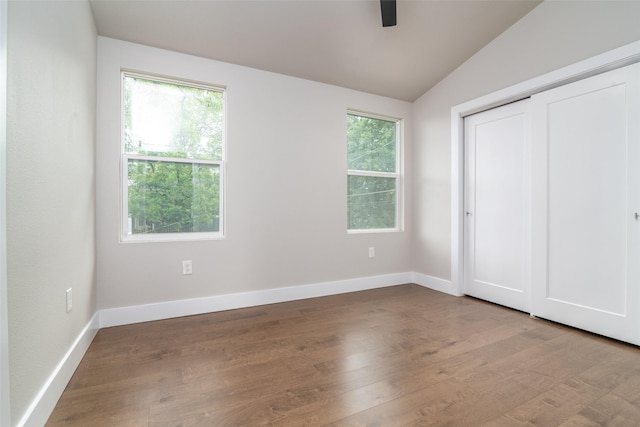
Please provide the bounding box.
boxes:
[46,284,640,426]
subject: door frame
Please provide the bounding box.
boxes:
[450,39,640,297]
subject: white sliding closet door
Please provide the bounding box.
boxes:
[531,62,640,345]
[464,100,531,312]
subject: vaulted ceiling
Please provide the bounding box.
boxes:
[89,0,541,101]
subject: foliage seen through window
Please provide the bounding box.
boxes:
[123,74,224,238]
[347,113,399,230]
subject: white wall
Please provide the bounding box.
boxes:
[412,0,640,281]
[6,1,97,424]
[97,38,413,311]
[1,1,9,425]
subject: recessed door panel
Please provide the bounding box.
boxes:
[531,62,640,345]
[464,100,530,312]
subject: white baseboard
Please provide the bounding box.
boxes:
[99,272,414,328]
[21,271,455,426]
[412,272,461,296]
[17,312,100,427]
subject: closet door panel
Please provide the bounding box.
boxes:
[464,100,530,312]
[531,62,640,345]
[547,83,627,314]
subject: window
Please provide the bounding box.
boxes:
[122,72,225,241]
[347,111,401,231]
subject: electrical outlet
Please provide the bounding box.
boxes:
[66,288,72,313]
[182,260,193,275]
[369,247,375,258]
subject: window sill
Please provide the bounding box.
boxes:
[120,232,225,243]
[347,228,402,235]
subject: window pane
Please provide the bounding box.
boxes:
[347,114,396,172]
[124,76,223,160]
[127,160,220,234]
[348,175,396,229]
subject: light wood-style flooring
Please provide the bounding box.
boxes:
[47,284,640,426]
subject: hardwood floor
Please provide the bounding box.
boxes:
[47,284,640,426]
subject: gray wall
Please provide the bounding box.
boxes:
[96,38,413,310]
[7,1,96,423]
[412,0,640,281]
[8,0,640,423]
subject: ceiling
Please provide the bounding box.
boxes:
[89,0,541,102]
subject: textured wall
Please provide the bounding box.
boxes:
[412,0,640,281]
[7,1,96,423]
[96,38,412,310]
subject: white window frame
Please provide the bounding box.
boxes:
[120,71,226,243]
[347,110,403,234]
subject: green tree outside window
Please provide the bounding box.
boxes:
[123,74,224,238]
[347,112,400,230]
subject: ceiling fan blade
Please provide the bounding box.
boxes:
[380,0,397,27]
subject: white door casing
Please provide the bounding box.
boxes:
[451,40,640,302]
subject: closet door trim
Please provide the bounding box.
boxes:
[450,39,640,297]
